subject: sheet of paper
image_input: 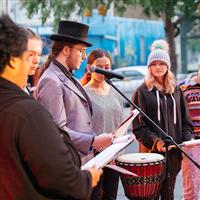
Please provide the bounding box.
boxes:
[168,139,200,149]
[113,134,135,144]
[81,137,134,170]
[112,109,139,138]
[182,139,200,147]
[105,164,138,176]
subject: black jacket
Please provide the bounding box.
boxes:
[132,83,193,176]
[0,77,92,200]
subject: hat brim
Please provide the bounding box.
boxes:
[50,34,92,47]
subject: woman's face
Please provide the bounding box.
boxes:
[14,38,41,88]
[92,56,111,81]
[149,61,168,79]
[28,38,42,76]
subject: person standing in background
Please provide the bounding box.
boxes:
[179,63,200,200]
[0,14,102,200]
[82,49,123,200]
[132,40,193,200]
[35,21,112,164]
[23,28,42,95]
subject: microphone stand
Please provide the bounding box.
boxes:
[106,78,200,199]
[164,136,171,200]
[105,78,200,168]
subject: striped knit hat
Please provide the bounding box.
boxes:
[147,40,171,69]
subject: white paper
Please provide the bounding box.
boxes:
[113,134,135,144]
[105,164,138,176]
[81,137,134,170]
[169,139,200,149]
[112,109,139,138]
[182,139,200,147]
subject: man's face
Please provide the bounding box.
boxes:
[66,44,87,70]
[27,38,42,76]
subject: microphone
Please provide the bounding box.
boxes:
[90,66,124,80]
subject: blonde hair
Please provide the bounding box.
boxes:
[145,68,176,94]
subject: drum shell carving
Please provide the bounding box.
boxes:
[116,153,165,200]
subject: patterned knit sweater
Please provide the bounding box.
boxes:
[179,76,200,138]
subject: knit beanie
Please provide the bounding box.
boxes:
[147,40,171,69]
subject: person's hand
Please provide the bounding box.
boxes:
[86,165,103,188]
[156,140,175,152]
[92,133,113,151]
[156,140,165,152]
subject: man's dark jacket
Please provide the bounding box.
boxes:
[0,77,92,200]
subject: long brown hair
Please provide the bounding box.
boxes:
[39,41,74,77]
[81,49,112,85]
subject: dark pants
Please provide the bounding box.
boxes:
[91,167,119,200]
[154,176,176,200]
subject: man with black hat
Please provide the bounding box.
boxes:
[35,20,113,164]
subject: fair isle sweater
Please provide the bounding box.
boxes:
[84,86,123,135]
[179,77,200,138]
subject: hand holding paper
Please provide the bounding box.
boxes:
[85,165,103,188]
[92,133,113,151]
[82,135,134,170]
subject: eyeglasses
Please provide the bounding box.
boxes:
[69,46,87,56]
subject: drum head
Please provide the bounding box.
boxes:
[116,153,164,164]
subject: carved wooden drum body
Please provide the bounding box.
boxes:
[116,153,165,200]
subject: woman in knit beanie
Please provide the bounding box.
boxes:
[132,39,193,200]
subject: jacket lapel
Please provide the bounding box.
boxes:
[63,78,87,101]
[50,64,87,102]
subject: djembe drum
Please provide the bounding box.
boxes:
[116,153,165,200]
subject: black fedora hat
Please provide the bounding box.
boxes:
[50,20,92,47]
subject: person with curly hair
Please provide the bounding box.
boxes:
[0,14,102,200]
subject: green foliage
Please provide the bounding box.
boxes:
[20,0,197,26]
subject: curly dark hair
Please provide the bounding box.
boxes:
[0,15,28,73]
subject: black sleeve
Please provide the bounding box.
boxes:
[132,88,160,150]
[18,107,92,199]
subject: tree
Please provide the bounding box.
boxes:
[134,0,197,74]
[20,0,198,74]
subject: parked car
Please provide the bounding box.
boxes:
[177,72,197,86]
[185,72,198,80]
[112,66,147,107]
[176,73,188,82]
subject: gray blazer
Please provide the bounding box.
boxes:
[35,61,94,161]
